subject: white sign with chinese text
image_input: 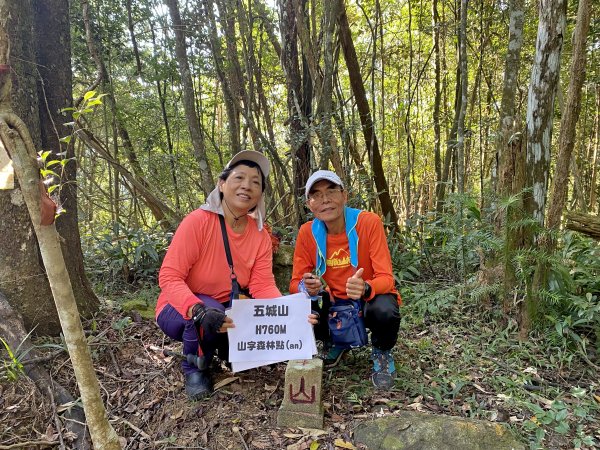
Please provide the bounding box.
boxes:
[226,293,317,372]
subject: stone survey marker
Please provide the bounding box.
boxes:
[277,358,324,429]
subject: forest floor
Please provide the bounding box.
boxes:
[1,287,599,450]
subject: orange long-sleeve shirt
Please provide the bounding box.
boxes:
[156,209,281,319]
[290,211,400,302]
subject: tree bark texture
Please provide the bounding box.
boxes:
[0,0,59,335]
[456,0,468,194]
[546,0,592,230]
[524,0,566,226]
[165,0,214,197]
[279,0,309,227]
[33,0,99,318]
[316,0,338,167]
[495,0,524,200]
[337,0,398,230]
[432,0,442,203]
[565,211,600,239]
[521,0,566,336]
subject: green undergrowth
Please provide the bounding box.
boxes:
[396,283,599,450]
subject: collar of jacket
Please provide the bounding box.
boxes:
[311,206,362,277]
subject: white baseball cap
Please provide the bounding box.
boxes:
[305,170,344,199]
[226,150,270,177]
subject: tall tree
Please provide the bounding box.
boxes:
[0,1,120,447]
[34,0,99,318]
[456,0,468,194]
[521,0,566,334]
[523,0,566,226]
[546,0,592,230]
[432,0,442,206]
[165,0,213,197]
[0,0,91,335]
[495,0,525,201]
[337,0,398,230]
[203,0,242,156]
[279,0,309,226]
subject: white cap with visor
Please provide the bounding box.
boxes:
[304,170,344,199]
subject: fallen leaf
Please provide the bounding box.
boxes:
[334,438,356,449]
[593,394,600,403]
[124,404,136,413]
[298,427,326,437]
[284,433,303,439]
[214,376,240,390]
[407,402,424,412]
[170,409,183,420]
[56,401,77,413]
[473,383,490,394]
[287,436,309,450]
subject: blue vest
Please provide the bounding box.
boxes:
[311,206,362,277]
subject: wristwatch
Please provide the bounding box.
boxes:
[363,281,372,299]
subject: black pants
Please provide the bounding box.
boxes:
[312,292,400,351]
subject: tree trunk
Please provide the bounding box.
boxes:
[279,0,309,227]
[0,8,120,444]
[316,0,338,167]
[432,0,442,205]
[1,113,121,450]
[456,0,468,194]
[521,0,566,335]
[337,0,398,230]
[565,211,600,239]
[546,0,592,230]
[588,85,600,212]
[203,0,242,156]
[126,0,142,75]
[0,0,60,335]
[523,0,566,226]
[165,0,214,197]
[437,64,461,212]
[495,0,524,201]
[33,0,99,319]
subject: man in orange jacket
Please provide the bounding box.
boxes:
[290,170,401,390]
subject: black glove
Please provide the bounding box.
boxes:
[191,304,226,334]
[311,310,320,325]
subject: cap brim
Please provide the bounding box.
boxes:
[305,171,344,199]
[227,150,270,177]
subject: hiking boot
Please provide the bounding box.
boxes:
[371,348,396,390]
[185,371,213,400]
[322,345,348,368]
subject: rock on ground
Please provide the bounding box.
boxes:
[353,411,525,450]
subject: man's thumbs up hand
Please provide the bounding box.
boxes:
[351,268,364,279]
[346,267,365,299]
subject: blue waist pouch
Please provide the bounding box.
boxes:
[328,300,368,349]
